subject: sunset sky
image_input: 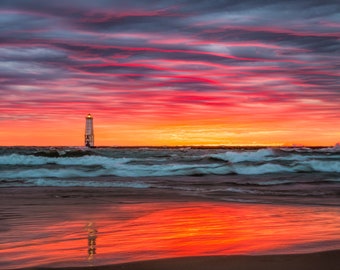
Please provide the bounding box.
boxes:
[1,0,339,146]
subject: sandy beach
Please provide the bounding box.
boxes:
[1,186,340,269]
[22,250,340,270]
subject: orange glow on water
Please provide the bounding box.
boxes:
[1,202,340,268]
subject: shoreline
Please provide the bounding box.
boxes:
[21,250,340,270]
[1,183,339,207]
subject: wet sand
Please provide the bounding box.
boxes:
[1,187,340,269]
[23,250,340,270]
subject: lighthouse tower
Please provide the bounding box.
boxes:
[85,114,94,147]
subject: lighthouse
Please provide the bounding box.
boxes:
[85,114,94,147]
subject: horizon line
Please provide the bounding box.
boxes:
[0,144,338,148]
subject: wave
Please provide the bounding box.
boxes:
[1,147,340,181]
[209,148,340,163]
[0,163,230,179]
[209,148,275,163]
[280,145,340,153]
[33,149,95,157]
[0,154,132,167]
[308,160,340,173]
[0,178,149,188]
[1,160,340,180]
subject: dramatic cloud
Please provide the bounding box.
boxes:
[0,0,339,146]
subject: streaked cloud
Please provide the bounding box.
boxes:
[0,0,339,145]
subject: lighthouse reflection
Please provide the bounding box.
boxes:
[3,202,340,269]
[85,222,97,261]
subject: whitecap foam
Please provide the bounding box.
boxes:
[226,187,259,194]
[110,163,231,177]
[210,148,275,163]
[0,154,48,165]
[0,154,132,167]
[233,163,293,175]
[256,180,294,186]
[0,168,107,179]
[308,160,340,173]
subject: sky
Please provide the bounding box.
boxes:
[0,0,339,146]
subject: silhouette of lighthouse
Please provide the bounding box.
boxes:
[85,114,94,147]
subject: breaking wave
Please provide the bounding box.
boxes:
[1,147,339,205]
[210,148,276,163]
[0,147,340,182]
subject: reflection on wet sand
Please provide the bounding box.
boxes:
[86,222,97,262]
[1,201,340,269]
